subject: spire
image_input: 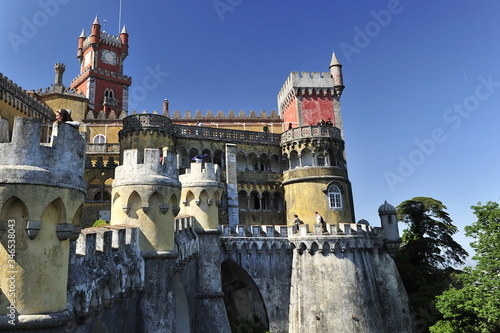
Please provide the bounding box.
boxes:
[121,24,128,34]
[79,28,86,38]
[329,52,341,68]
[93,15,99,25]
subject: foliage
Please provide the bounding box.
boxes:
[430,201,500,333]
[397,197,468,269]
[92,219,109,227]
[395,197,468,332]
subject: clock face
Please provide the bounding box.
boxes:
[101,50,117,65]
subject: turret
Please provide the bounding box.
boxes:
[119,25,129,60]
[110,148,181,253]
[90,16,101,45]
[179,162,224,230]
[77,29,86,62]
[329,52,345,98]
[54,63,65,86]
[0,117,85,330]
[378,200,401,257]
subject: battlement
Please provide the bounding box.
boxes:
[68,226,144,323]
[0,117,86,192]
[277,71,336,114]
[70,67,131,86]
[0,73,55,121]
[113,148,180,187]
[180,162,221,184]
[171,109,280,120]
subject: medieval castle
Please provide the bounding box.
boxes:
[0,17,414,332]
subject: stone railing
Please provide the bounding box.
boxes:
[174,124,281,145]
[281,125,341,144]
[86,143,120,154]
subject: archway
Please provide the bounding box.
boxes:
[221,259,269,333]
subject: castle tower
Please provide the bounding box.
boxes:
[119,113,175,163]
[112,111,181,332]
[280,54,354,226]
[378,201,402,257]
[70,16,131,117]
[278,52,344,133]
[179,162,231,332]
[0,117,85,330]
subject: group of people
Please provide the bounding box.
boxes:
[317,118,333,126]
[293,212,328,233]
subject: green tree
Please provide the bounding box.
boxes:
[396,197,468,332]
[431,201,500,333]
[397,197,468,269]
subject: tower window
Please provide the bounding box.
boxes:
[93,134,106,144]
[327,184,342,209]
[317,155,325,166]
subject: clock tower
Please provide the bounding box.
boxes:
[70,16,131,118]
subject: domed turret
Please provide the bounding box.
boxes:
[378,200,400,257]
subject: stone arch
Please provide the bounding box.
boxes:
[301,148,313,167]
[269,154,280,172]
[213,149,224,170]
[0,197,29,239]
[184,190,195,207]
[221,259,269,332]
[238,190,249,210]
[310,242,319,256]
[261,191,271,211]
[272,192,284,211]
[290,150,300,169]
[236,151,247,172]
[176,146,188,169]
[259,153,270,171]
[297,242,307,255]
[249,190,260,210]
[187,147,200,168]
[71,203,84,226]
[281,153,289,171]
[199,189,210,209]
[127,191,142,219]
[201,148,213,162]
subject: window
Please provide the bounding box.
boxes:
[327,184,342,209]
[93,134,106,144]
[93,190,111,202]
[260,197,267,210]
[317,155,325,166]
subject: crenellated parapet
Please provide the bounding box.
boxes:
[67,226,144,325]
[115,148,179,188]
[179,162,225,230]
[0,117,86,192]
[277,71,336,115]
[171,109,280,120]
[0,73,55,122]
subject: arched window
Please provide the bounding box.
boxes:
[93,190,111,202]
[327,184,342,209]
[93,134,106,144]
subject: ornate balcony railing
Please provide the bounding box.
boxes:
[280,125,341,144]
[86,143,120,154]
[173,125,281,145]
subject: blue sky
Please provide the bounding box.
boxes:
[1,1,500,264]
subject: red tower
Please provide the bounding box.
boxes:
[70,16,131,117]
[277,53,345,133]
